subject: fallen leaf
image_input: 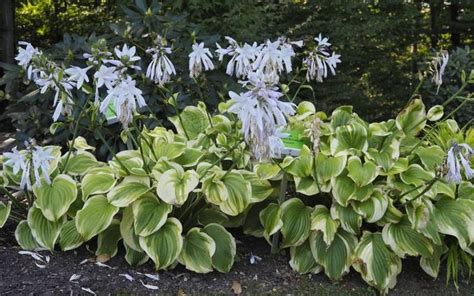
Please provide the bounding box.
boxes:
[34,262,47,269]
[231,281,242,295]
[81,287,96,295]
[69,274,81,282]
[95,262,115,269]
[96,254,111,263]
[140,280,159,290]
[249,253,262,265]
[119,273,134,282]
[144,273,160,281]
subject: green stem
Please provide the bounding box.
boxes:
[271,174,288,255]
[97,132,132,175]
[400,178,438,207]
[199,140,244,180]
[443,82,468,107]
[0,186,28,213]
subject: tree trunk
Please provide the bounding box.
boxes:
[0,0,15,64]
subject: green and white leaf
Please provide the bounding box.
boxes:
[290,240,322,274]
[132,193,172,236]
[59,219,83,251]
[259,203,283,243]
[81,167,116,200]
[310,205,339,245]
[76,195,119,241]
[96,219,122,258]
[0,201,11,228]
[280,198,311,248]
[15,220,41,250]
[202,224,236,273]
[28,206,63,250]
[156,167,199,206]
[107,176,150,207]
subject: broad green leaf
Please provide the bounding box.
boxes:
[382,215,434,258]
[61,151,98,175]
[109,150,146,177]
[169,105,209,140]
[107,177,150,207]
[283,146,313,177]
[347,156,378,187]
[33,174,78,222]
[59,219,83,251]
[174,147,205,167]
[124,241,149,266]
[414,146,445,171]
[139,218,183,270]
[353,190,388,223]
[156,167,199,206]
[427,105,444,121]
[202,224,236,273]
[96,219,121,259]
[432,198,474,252]
[296,101,316,119]
[310,205,339,245]
[399,164,435,186]
[197,207,230,226]
[71,136,95,151]
[330,203,362,235]
[255,163,281,180]
[241,171,274,203]
[132,194,172,236]
[294,176,319,196]
[330,106,353,129]
[151,139,186,161]
[315,154,346,182]
[331,172,356,206]
[28,206,62,250]
[76,195,119,241]
[331,121,368,156]
[281,198,311,248]
[218,171,252,216]
[458,181,474,200]
[310,229,358,281]
[420,243,448,278]
[15,220,41,250]
[353,232,402,294]
[290,240,322,274]
[120,206,142,251]
[0,201,11,228]
[179,228,216,273]
[259,203,283,244]
[396,98,426,136]
[242,203,265,238]
[81,167,116,200]
[202,173,229,205]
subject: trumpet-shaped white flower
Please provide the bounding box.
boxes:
[217,37,260,78]
[253,39,283,75]
[35,71,75,121]
[65,66,92,89]
[445,143,473,184]
[228,71,295,160]
[145,37,176,86]
[99,75,146,127]
[189,42,214,78]
[32,146,55,185]
[3,147,26,176]
[106,44,141,70]
[15,41,41,80]
[304,34,341,82]
[429,50,449,93]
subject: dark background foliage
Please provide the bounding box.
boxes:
[0,0,473,150]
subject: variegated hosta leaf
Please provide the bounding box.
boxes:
[217,171,252,216]
[81,167,116,201]
[347,156,378,187]
[259,203,283,244]
[242,203,265,238]
[280,198,311,248]
[132,193,172,237]
[310,205,339,245]
[330,203,362,235]
[202,224,236,273]
[179,228,216,273]
[240,171,273,203]
[197,207,230,226]
[202,172,229,205]
[120,206,142,251]
[414,146,445,171]
[150,138,186,161]
[124,241,149,266]
[458,181,474,200]
[139,218,183,270]
[174,147,205,167]
[353,190,388,223]
[382,215,434,258]
[353,232,402,294]
[427,105,444,121]
[169,105,209,140]
[0,201,11,228]
[310,229,357,281]
[420,242,448,278]
[76,195,119,241]
[315,154,346,182]
[283,146,313,178]
[405,198,442,245]
[254,163,281,180]
[400,164,435,186]
[15,220,41,250]
[383,157,409,176]
[96,219,122,259]
[396,98,426,136]
[108,176,150,207]
[433,198,474,253]
[432,180,456,199]
[290,240,322,274]
[33,174,78,222]
[28,206,63,250]
[61,151,98,175]
[330,106,353,129]
[377,198,403,225]
[109,150,146,177]
[331,121,368,156]
[331,172,356,207]
[59,219,83,251]
[156,166,199,206]
[294,176,319,196]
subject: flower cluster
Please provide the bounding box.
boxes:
[228,71,295,161]
[3,145,55,190]
[444,143,473,184]
[428,50,449,93]
[145,35,176,86]
[303,34,341,82]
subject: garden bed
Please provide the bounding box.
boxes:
[0,220,472,295]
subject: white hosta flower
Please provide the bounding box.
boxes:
[15,41,41,80]
[217,37,260,78]
[146,39,176,86]
[32,146,55,185]
[35,72,75,121]
[99,76,146,127]
[429,50,449,93]
[65,66,92,89]
[189,42,214,78]
[106,44,141,70]
[445,143,473,184]
[228,71,295,160]
[304,34,341,82]
[253,39,283,75]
